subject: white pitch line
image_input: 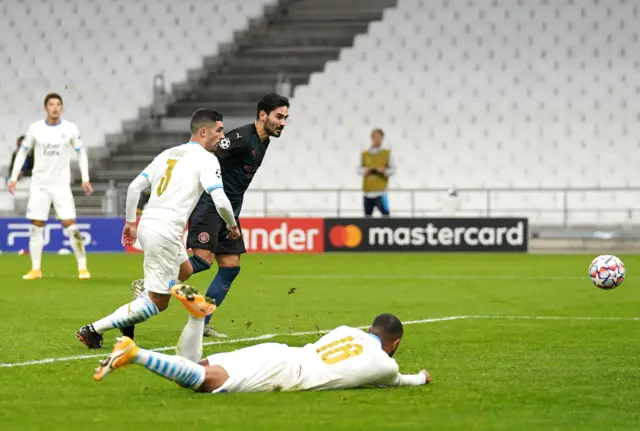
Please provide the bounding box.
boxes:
[262,274,590,281]
[470,315,640,321]
[0,315,637,369]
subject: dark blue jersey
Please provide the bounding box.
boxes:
[195,123,270,216]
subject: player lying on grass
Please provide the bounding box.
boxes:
[94,285,431,393]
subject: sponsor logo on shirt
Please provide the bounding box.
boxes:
[42,142,61,156]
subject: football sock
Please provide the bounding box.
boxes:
[133,349,205,390]
[189,255,211,275]
[177,315,205,363]
[204,266,240,325]
[64,224,87,270]
[92,296,159,334]
[29,224,44,271]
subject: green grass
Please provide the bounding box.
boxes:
[0,253,639,430]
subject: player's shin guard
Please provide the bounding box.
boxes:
[133,349,206,390]
[177,315,205,363]
[29,225,44,270]
[64,224,87,270]
[204,266,240,325]
[91,296,159,334]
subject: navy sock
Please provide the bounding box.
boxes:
[189,255,211,275]
[204,266,240,325]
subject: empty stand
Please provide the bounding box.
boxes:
[0,0,276,173]
[2,0,638,225]
[257,0,640,224]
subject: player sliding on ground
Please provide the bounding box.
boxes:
[76,109,240,349]
[94,285,431,393]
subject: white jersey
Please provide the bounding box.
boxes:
[291,326,401,391]
[22,119,83,186]
[139,142,223,241]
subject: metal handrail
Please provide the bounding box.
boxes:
[2,186,639,227]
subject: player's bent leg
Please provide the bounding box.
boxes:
[172,284,215,362]
[178,252,211,284]
[61,219,90,279]
[77,293,163,349]
[123,251,192,339]
[148,291,171,312]
[118,279,146,341]
[23,219,46,280]
[178,259,194,283]
[130,246,211,293]
[180,248,214,282]
[118,286,168,341]
[203,254,241,337]
[177,315,205,363]
[95,337,208,391]
[117,228,183,343]
[184,207,218,281]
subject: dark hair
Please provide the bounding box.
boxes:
[44,93,63,106]
[372,128,384,137]
[190,109,224,134]
[371,313,404,341]
[16,135,25,145]
[256,93,290,119]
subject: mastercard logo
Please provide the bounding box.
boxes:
[328,225,363,248]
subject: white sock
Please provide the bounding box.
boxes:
[29,225,44,271]
[177,315,205,363]
[64,224,87,270]
[133,349,206,390]
[92,296,159,334]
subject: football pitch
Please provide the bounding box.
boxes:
[0,252,638,430]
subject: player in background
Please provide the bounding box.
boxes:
[95,298,432,394]
[7,93,93,280]
[76,109,240,349]
[127,94,290,339]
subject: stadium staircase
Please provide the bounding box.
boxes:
[75,0,397,215]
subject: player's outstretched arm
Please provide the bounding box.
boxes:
[376,368,431,388]
[396,370,431,386]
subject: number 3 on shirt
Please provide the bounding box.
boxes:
[316,336,363,365]
[157,159,177,197]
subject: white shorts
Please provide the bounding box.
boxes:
[26,185,76,221]
[206,343,301,394]
[137,222,188,295]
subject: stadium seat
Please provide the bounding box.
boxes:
[0,0,277,171]
[253,0,640,224]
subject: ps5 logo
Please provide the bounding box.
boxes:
[6,223,92,247]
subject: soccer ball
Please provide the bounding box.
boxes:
[589,255,625,290]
